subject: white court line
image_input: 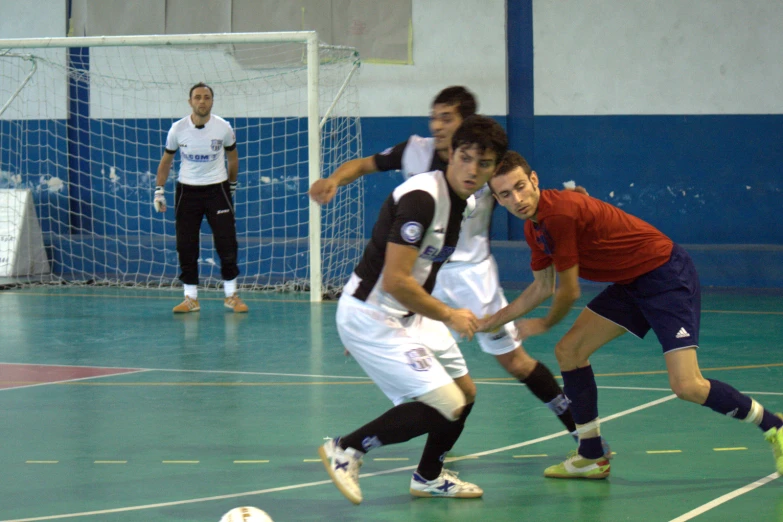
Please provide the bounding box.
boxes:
[4,362,782,387]
[669,472,780,522]
[0,369,150,393]
[0,393,677,522]
[0,361,369,381]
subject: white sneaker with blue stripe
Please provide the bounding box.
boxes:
[409,469,483,498]
[318,437,364,504]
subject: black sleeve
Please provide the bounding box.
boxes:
[224,142,237,152]
[164,148,177,155]
[387,190,435,249]
[373,140,408,172]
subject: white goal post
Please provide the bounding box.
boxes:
[0,32,364,301]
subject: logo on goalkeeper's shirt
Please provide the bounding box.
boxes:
[211,139,223,151]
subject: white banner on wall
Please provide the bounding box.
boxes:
[0,189,50,277]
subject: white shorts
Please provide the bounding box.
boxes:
[336,294,469,405]
[432,255,519,356]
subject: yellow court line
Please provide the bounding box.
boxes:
[303,459,321,462]
[596,362,783,378]
[0,291,317,305]
[713,447,748,452]
[4,361,780,389]
[5,361,779,388]
[1,380,373,387]
[94,460,127,464]
[477,362,783,381]
[233,460,269,464]
[513,454,548,458]
[647,450,682,454]
[702,309,783,315]
[26,460,58,464]
[162,460,199,464]
[5,291,783,315]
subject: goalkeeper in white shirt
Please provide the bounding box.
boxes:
[154,82,248,313]
[310,86,608,453]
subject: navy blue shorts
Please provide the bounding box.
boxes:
[586,244,701,353]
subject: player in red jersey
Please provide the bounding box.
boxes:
[480,151,783,479]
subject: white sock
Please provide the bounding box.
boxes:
[224,278,237,297]
[184,284,198,300]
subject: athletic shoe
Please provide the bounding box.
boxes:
[764,413,783,475]
[224,294,249,313]
[173,296,200,313]
[318,437,363,504]
[544,451,610,479]
[409,469,483,498]
[570,432,614,460]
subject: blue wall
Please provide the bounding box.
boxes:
[5,113,780,287]
[357,114,783,288]
[1,116,362,284]
[359,115,783,244]
[523,115,783,244]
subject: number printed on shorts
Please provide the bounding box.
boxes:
[405,347,433,372]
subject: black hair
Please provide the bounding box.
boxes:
[450,115,508,160]
[432,86,477,119]
[189,82,214,99]
[496,151,533,178]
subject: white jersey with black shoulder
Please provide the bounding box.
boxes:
[373,134,492,264]
[343,170,467,317]
[165,114,236,186]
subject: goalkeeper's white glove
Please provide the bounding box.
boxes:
[153,186,166,212]
[229,180,237,199]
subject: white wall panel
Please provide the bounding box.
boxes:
[534,0,783,115]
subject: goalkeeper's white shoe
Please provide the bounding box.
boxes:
[173,296,200,313]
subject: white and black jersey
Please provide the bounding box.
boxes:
[454,183,493,263]
[374,135,447,181]
[373,134,492,264]
[165,115,237,186]
[344,170,467,317]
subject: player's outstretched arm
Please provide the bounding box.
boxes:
[154,150,175,212]
[478,265,555,333]
[382,242,478,340]
[309,155,379,205]
[516,264,581,340]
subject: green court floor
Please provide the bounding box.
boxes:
[0,286,781,522]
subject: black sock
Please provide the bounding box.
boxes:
[522,362,577,433]
[417,402,475,480]
[339,401,450,453]
[704,379,783,432]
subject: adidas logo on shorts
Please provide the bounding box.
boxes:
[675,327,690,339]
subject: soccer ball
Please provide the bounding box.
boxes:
[219,506,274,522]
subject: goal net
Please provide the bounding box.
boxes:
[0,32,364,300]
